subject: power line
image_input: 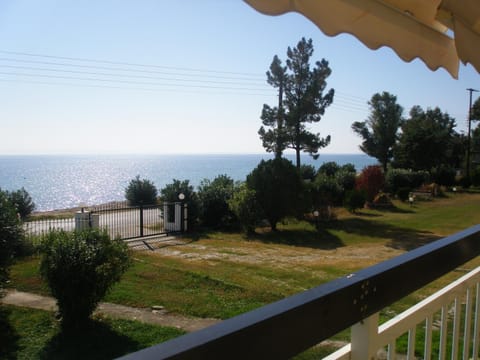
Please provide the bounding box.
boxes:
[0,78,276,97]
[0,57,265,82]
[0,50,264,78]
[0,64,269,87]
[0,49,372,115]
[0,71,273,92]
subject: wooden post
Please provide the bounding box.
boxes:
[351,313,379,360]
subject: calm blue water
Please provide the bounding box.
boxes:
[0,154,377,211]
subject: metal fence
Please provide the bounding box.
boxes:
[24,217,75,241]
[91,203,169,240]
[24,202,185,241]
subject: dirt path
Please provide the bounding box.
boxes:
[1,289,220,332]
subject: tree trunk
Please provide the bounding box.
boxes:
[270,218,278,231]
[296,149,301,169]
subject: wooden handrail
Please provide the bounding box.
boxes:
[118,224,480,360]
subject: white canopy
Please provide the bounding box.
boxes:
[245,0,480,78]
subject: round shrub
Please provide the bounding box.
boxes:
[125,175,158,206]
[247,158,303,231]
[318,161,340,177]
[341,163,356,173]
[313,173,343,206]
[40,229,131,330]
[335,169,356,192]
[385,168,429,194]
[228,183,261,235]
[198,175,236,228]
[344,189,366,213]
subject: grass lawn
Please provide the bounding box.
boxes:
[5,192,480,357]
[0,305,184,360]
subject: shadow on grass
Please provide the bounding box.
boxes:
[251,227,345,250]
[326,217,440,251]
[0,306,20,360]
[352,211,382,217]
[39,319,140,360]
[374,206,416,214]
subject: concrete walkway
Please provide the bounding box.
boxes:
[1,289,220,333]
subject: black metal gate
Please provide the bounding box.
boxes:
[89,202,183,240]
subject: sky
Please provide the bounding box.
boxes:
[1,0,480,155]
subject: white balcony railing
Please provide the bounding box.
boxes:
[326,266,480,359]
[119,225,480,360]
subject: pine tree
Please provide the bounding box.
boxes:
[259,38,334,168]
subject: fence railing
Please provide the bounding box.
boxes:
[24,202,186,241]
[325,266,480,359]
[23,217,75,240]
[118,224,480,360]
[90,204,166,240]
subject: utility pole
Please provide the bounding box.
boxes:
[466,88,479,180]
[275,76,284,160]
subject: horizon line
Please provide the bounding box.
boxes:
[0,152,367,157]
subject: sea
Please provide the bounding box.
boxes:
[0,154,377,212]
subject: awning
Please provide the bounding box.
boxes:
[244,0,480,79]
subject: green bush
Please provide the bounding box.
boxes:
[198,175,236,228]
[431,165,456,186]
[7,187,35,219]
[299,164,316,181]
[344,189,366,213]
[318,161,340,177]
[396,187,411,202]
[313,173,343,207]
[40,229,131,330]
[247,158,303,231]
[125,175,158,206]
[228,183,261,235]
[459,175,472,188]
[335,169,357,192]
[471,166,480,187]
[340,163,356,173]
[385,168,429,194]
[0,190,24,293]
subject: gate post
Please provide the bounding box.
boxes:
[139,205,144,237]
[75,210,90,231]
[182,203,188,232]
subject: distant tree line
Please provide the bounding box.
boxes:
[352,91,480,187]
[123,159,373,234]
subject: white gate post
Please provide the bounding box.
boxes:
[183,203,188,232]
[164,202,182,232]
[75,211,90,231]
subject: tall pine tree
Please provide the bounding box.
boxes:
[259,38,334,168]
